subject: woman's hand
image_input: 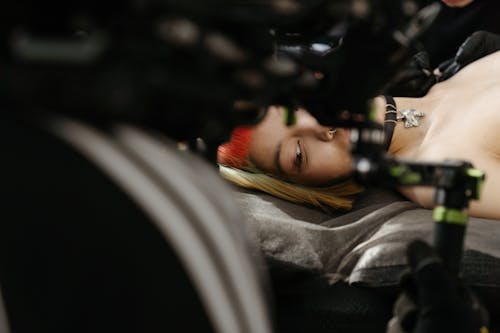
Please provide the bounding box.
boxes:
[437,31,500,81]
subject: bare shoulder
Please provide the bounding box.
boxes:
[468,157,500,220]
[398,157,500,221]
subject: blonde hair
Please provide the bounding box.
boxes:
[219,164,363,211]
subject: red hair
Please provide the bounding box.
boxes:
[217,126,253,169]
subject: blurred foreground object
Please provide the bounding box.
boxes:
[0,0,436,158]
[388,240,489,333]
[0,115,273,333]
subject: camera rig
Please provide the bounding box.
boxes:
[1,0,438,158]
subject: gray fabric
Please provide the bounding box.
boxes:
[235,188,500,287]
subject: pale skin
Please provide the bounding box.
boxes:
[249,50,500,220]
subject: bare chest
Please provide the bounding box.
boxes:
[396,52,500,218]
[418,87,500,164]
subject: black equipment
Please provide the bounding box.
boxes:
[1,0,437,160]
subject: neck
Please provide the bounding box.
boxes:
[373,95,435,157]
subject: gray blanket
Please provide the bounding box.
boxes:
[236,188,500,287]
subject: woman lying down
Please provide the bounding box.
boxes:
[218,50,500,220]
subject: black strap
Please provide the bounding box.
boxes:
[383,95,397,152]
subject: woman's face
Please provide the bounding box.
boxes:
[248,106,352,186]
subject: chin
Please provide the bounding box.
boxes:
[441,0,475,7]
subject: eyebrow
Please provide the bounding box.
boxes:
[274,141,285,176]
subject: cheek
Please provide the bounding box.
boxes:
[307,145,352,183]
[327,148,352,175]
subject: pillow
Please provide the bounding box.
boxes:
[235,187,500,288]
